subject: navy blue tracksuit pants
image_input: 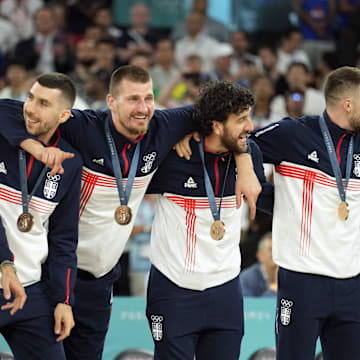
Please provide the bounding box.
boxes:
[63,265,120,360]
[276,267,360,360]
[146,266,244,360]
[0,282,65,360]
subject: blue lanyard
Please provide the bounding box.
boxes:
[18,149,48,213]
[198,137,232,221]
[319,115,353,203]
[105,117,141,206]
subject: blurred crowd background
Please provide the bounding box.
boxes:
[1,0,359,298]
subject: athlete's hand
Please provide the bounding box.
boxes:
[235,153,262,218]
[54,303,75,342]
[0,265,27,315]
[173,132,200,160]
[20,139,74,176]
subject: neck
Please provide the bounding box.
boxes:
[203,133,227,153]
[112,116,139,142]
[326,108,354,132]
[38,129,56,146]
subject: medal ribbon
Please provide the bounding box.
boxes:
[319,115,353,203]
[198,136,232,221]
[105,117,141,206]
[18,149,49,213]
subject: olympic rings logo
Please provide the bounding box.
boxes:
[151,315,163,322]
[143,152,156,162]
[281,299,293,308]
[47,173,61,181]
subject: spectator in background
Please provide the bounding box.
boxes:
[68,38,97,99]
[157,54,208,108]
[229,31,261,87]
[240,211,273,270]
[0,61,27,101]
[174,11,219,73]
[276,27,311,75]
[209,43,235,82]
[93,6,123,42]
[240,233,278,297]
[0,15,18,55]
[129,51,152,72]
[257,44,281,87]
[150,38,180,96]
[90,37,118,75]
[0,0,43,42]
[84,69,109,110]
[336,0,360,66]
[117,2,160,65]
[65,0,111,35]
[314,51,337,90]
[293,0,336,70]
[171,0,229,42]
[13,6,74,74]
[250,75,278,129]
[129,194,156,297]
[284,89,305,118]
[271,62,325,119]
[83,23,106,44]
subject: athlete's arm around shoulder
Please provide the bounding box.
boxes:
[152,105,200,153]
[249,117,298,165]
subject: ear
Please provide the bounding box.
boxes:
[212,121,223,136]
[343,98,352,113]
[58,109,71,125]
[107,93,114,110]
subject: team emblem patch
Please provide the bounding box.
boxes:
[43,172,60,199]
[141,152,157,173]
[280,298,293,326]
[353,154,360,177]
[151,315,163,341]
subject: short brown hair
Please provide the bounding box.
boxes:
[324,66,360,106]
[109,65,151,96]
[37,72,76,108]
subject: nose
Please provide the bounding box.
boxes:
[25,99,35,114]
[136,99,147,113]
[245,116,254,133]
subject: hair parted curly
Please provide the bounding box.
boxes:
[193,81,255,136]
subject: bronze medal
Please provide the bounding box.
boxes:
[338,201,349,221]
[115,205,132,225]
[210,220,225,240]
[17,212,34,232]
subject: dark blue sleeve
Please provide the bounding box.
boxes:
[154,105,199,163]
[45,160,82,306]
[0,99,37,147]
[58,109,104,151]
[250,118,295,165]
[248,140,274,214]
[0,216,13,263]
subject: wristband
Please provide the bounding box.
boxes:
[0,260,17,273]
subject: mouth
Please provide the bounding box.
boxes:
[25,113,40,126]
[131,114,149,124]
[238,135,248,145]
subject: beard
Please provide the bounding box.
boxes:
[349,113,360,132]
[220,127,248,154]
